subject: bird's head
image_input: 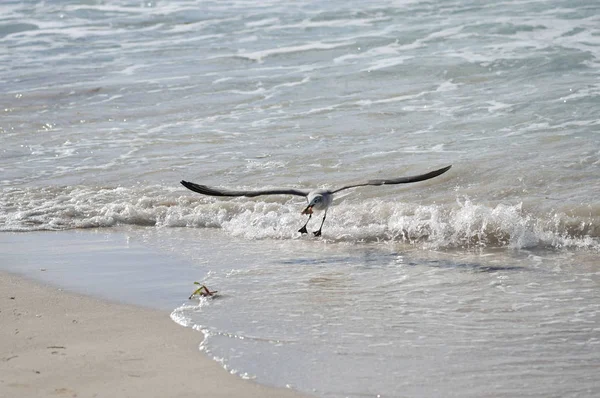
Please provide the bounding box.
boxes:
[302,195,324,214]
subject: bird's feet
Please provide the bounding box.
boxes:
[298,226,308,234]
[313,230,322,237]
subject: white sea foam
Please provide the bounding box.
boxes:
[1,186,597,251]
[235,40,356,62]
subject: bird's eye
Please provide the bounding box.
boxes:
[314,197,321,202]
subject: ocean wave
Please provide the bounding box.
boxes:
[1,185,598,251]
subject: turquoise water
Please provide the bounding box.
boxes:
[1,1,599,397]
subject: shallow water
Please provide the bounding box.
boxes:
[163,228,600,398]
[1,0,599,397]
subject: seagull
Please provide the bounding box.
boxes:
[181,165,451,237]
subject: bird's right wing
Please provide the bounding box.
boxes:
[180,180,310,198]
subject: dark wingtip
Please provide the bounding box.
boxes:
[180,180,197,191]
[435,165,452,175]
[181,180,196,188]
[436,165,452,177]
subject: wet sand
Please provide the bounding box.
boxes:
[0,271,309,398]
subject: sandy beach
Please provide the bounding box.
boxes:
[0,271,309,398]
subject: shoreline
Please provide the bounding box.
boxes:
[0,270,310,398]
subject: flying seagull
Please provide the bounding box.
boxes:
[181,165,451,236]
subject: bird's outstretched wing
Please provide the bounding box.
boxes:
[331,165,452,194]
[180,180,310,198]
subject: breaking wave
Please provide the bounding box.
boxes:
[1,185,598,251]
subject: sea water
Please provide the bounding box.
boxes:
[1,0,599,397]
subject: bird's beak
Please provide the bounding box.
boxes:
[302,205,313,215]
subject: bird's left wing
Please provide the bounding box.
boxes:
[331,165,452,194]
[181,180,310,198]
